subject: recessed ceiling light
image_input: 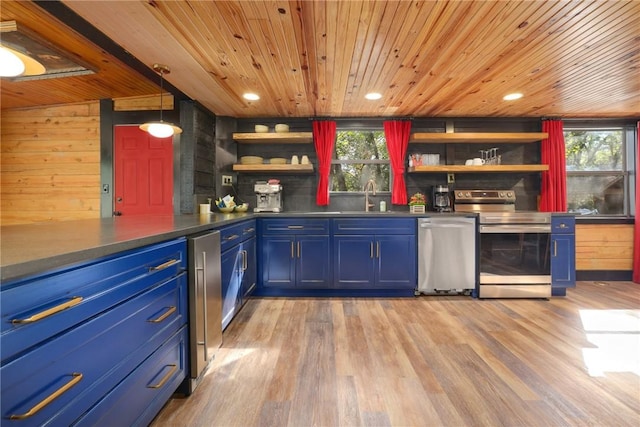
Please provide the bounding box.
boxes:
[365,92,382,100]
[503,92,523,101]
[243,93,260,101]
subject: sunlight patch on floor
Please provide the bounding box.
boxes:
[579,309,640,377]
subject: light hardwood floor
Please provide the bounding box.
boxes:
[151,282,640,426]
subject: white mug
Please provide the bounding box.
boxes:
[472,157,485,165]
[199,204,210,214]
[301,155,309,164]
[291,155,299,165]
[465,159,473,165]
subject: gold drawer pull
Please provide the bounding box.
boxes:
[224,234,239,241]
[9,372,83,419]
[147,306,177,323]
[149,259,180,271]
[12,296,83,324]
[147,364,177,389]
[287,225,304,229]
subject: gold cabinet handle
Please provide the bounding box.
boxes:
[12,296,83,324]
[243,227,255,233]
[149,259,180,271]
[553,240,557,256]
[291,241,295,258]
[9,372,83,419]
[376,241,380,258]
[224,234,239,241]
[297,241,301,258]
[147,364,177,389]
[147,306,176,323]
[370,242,374,258]
[242,250,248,271]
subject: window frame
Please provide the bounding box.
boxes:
[329,128,392,194]
[563,125,636,217]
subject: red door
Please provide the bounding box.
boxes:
[114,125,173,216]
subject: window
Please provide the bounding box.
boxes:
[330,130,390,192]
[564,128,630,215]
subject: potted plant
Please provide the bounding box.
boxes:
[409,192,426,213]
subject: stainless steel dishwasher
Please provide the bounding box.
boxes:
[416,216,477,295]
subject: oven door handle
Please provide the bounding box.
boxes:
[480,224,551,233]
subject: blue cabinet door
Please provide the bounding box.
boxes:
[551,233,576,287]
[551,215,576,296]
[221,248,242,330]
[376,234,416,289]
[262,236,296,288]
[333,236,376,288]
[296,235,331,288]
[241,237,257,298]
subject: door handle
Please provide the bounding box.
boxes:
[297,241,301,258]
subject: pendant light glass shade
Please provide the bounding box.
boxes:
[0,45,45,77]
[140,121,182,138]
[140,64,182,138]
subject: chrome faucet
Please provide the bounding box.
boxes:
[363,179,377,212]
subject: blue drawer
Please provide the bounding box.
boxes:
[0,274,187,426]
[261,218,330,235]
[333,218,416,235]
[551,216,575,234]
[1,239,186,363]
[73,326,187,427]
[218,219,256,252]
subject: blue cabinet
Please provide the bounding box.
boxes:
[333,218,416,290]
[260,219,331,290]
[218,219,256,330]
[0,239,187,426]
[551,215,576,296]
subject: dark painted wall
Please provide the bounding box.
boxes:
[179,101,216,213]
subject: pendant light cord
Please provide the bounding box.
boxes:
[159,68,164,123]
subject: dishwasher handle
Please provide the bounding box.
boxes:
[419,218,475,229]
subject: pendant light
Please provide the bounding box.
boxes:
[140,64,182,138]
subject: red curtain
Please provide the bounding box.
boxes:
[539,120,567,212]
[634,121,640,283]
[313,120,336,206]
[384,120,411,205]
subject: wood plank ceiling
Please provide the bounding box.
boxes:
[2,0,639,118]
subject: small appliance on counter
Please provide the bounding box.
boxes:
[432,185,452,212]
[254,180,283,212]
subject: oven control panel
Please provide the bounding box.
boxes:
[454,190,515,203]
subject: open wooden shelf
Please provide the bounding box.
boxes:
[409,132,548,143]
[233,132,313,144]
[232,163,315,173]
[408,164,549,173]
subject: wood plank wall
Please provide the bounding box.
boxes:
[1,102,101,225]
[576,224,634,270]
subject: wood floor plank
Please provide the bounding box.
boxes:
[151,281,640,427]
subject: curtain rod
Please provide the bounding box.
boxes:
[309,117,413,121]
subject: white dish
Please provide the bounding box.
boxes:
[275,124,289,133]
[255,125,269,133]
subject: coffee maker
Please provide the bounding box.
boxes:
[254,181,283,212]
[432,185,452,212]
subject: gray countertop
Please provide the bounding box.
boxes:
[0,211,473,283]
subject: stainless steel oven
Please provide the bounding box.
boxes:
[478,212,551,298]
[454,189,552,298]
